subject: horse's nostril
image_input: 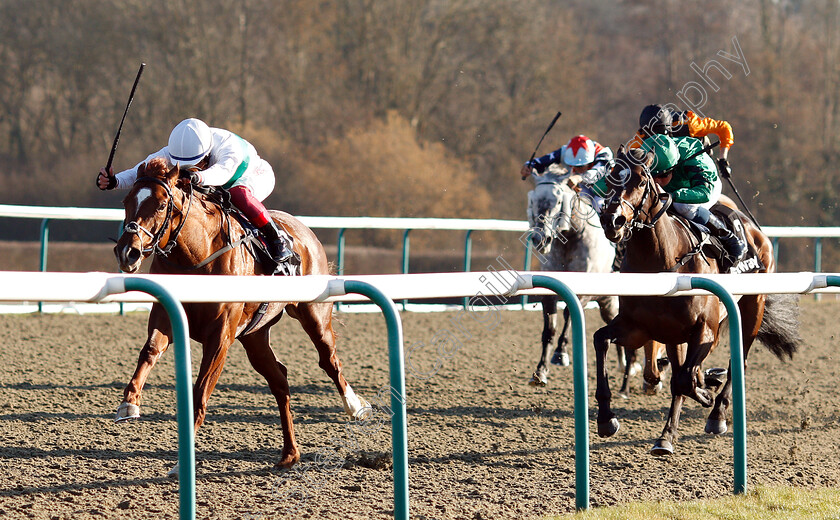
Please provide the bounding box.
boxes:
[126,247,141,265]
[613,215,626,228]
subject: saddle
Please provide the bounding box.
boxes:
[194,183,301,277]
[673,205,764,274]
[229,212,301,277]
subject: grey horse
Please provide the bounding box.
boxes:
[524,171,641,390]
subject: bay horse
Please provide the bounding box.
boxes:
[113,157,370,471]
[594,146,800,455]
[524,171,665,395]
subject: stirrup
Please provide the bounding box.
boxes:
[271,242,294,264]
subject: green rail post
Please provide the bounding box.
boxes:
[337,228,347,276]
[38,219,50,313]
[342,280,408,520]
[462,230,473,308]
[531,275,588,510]
[689,277,746,494]
[401,230,411,309]
[122,278,196,520]
[772,237,779,267]
[814,238,823,301]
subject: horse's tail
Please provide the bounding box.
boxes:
[756,293,801,360]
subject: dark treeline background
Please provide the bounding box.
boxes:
[0,0,837,269]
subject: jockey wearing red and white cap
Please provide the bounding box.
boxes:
[520,135,614,213]
[97,118,294,265]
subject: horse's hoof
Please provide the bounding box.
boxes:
[527,373,547,387]
[114,401,140,422]
[597,418,620,438]
[642,381,663,396]
[167,462,180,478]
[342,386,372,420]
[650,439,674,456]
[704,367,727,389]
[351,397,373,421]
[275,451,301,470]
[705,419,728,435]
[551,351,570,367]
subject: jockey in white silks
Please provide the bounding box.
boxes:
[97,118,294,265]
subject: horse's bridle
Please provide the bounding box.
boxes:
[532,175,602,233]
[607,164,672,238]
[123,176,192,257]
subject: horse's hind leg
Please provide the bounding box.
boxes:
[240,329,300,469]
[642,341,667,395]
[117,305,171,421]
[707,295,764,435]
[289,302,370,419]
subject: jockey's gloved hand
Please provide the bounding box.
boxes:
[181,171,202,185]
[97,168,116,190]
[717,158,732,179]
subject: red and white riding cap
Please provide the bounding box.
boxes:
[561,135,597,166]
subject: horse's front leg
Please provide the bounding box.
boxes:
[593,324,620,437]
[652,323,717,456]
[116,305,171,422]
[529,296,559,386]
[551,306,572,367]
[192,329,236,430]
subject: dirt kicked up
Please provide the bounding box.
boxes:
[0,298,838,519]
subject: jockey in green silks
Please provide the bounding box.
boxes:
[641,134,747,262]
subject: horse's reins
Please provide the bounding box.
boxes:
[609,164,713,271]
[608,165,672,238]
[534,176,603,231]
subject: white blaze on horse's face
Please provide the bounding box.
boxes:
[134,187,153,209]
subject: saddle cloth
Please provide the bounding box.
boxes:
[230,211,301,277]
[679,205,764,274]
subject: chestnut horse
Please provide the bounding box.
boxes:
[113,157,370,471]
[594,146,800,455]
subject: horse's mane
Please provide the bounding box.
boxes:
[138,157,173,179]
[617,147,648,169]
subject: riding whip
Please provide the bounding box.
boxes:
[103,63,145,176]
[674,139,762,229]
[721,169,762,230]
[522,111,562,180]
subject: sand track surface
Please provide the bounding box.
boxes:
[0,298,838,519]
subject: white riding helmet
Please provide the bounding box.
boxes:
[562,135,595,166]
[166,118,212,167]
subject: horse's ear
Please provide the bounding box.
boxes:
[168,163,180,180]
[617,143,626,155]
[644,151,655,167]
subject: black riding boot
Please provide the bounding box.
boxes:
[705,213,747,261]
[259,220,294,264]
